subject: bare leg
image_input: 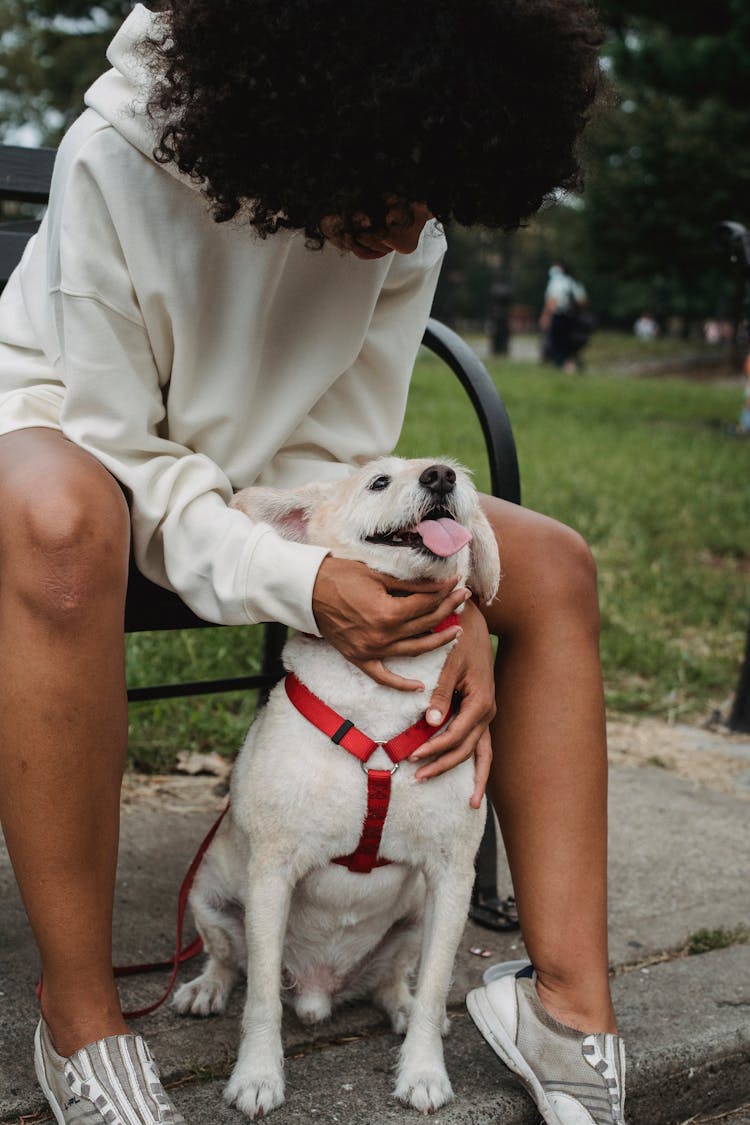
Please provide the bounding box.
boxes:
[480,495,616,1034]
[0,428,131,1056]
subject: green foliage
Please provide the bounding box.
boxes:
[580,1,750,325]
[0,0,133,143]
[600,0,749,109]
[582,87,747,322]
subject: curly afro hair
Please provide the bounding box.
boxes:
[143,0,603,244]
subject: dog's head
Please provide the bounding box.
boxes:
[231,456,500,604]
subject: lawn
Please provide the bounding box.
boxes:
[126,335,750,770]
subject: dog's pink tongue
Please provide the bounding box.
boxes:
[415,517,472,557]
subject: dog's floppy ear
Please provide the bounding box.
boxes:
[468,507,501,605]
[230,481,329,543]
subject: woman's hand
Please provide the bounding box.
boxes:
[311,555,470,691]
[407,600,496,808]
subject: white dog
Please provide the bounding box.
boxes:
[173,456,501,1117]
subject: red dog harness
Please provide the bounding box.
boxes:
[285,673,439,874]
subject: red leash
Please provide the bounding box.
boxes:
[35,803,229,1020]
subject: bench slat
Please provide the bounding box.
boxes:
[0,228,38,285]
[0,145,55,203]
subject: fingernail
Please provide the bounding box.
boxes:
[463,590,471,602]
[427,708,443,725]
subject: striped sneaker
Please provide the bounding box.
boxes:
[34,1019,187,1124]
[466,965,626,1125]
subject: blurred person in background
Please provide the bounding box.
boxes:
[540,260,591,372]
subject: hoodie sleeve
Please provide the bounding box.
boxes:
[53,155,329,631]
[58,294,334,630]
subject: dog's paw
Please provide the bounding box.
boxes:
[224,1065,285,1119]
[394,1067,454,1114]
[172,972,231,1017]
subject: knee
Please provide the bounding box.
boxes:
[487,509,601,640]
[531,522,600,635]
[0,464,130,623]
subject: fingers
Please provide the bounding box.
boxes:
[417,691,496,761]
[422,668,459,729]
[377,584,471,643]
[408,606,495,797]
[354,658,425,693]
[422,602,493,722]
[339,592,470,663]
[312,556,469,663]
[412,724,492,809]
[364,623,463,661]
[336,615,463,669]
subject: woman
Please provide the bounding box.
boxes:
[0,2,623,1122]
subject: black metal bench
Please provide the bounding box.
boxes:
[0,142,521,914]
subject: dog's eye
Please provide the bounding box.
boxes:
[368,475,391,491]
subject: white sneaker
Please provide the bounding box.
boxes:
[482,958,532,986]
[34,1019,187,1124]
[466,965,626,1125]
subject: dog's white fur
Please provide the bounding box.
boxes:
[173,456,501,1117]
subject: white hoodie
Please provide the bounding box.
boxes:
[0,5,445,632]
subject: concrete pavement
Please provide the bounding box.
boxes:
[1,720,749,1125]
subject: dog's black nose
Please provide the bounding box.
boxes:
[419,464,456,497]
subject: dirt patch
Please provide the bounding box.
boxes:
[607,715,750,799]
[122,767,230,813]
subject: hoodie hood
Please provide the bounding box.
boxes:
[84,4,185,180]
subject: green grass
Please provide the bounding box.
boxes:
[584,330,721,369]
[126,334,750,769]
[687,925,749,955]
[125,629,264,772]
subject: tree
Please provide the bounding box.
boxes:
[599,0,749,111]
[0,0,134,144]
[581,0,750,327]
